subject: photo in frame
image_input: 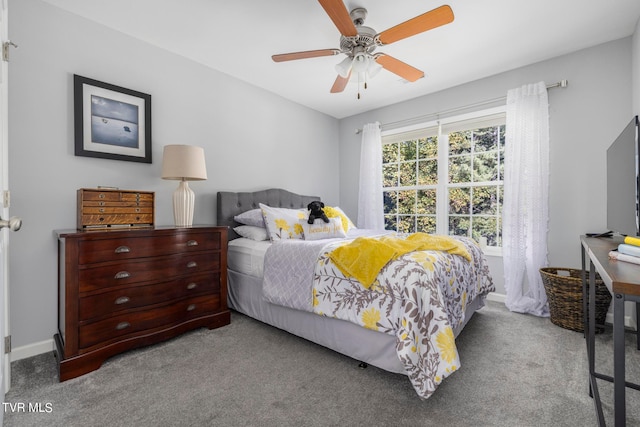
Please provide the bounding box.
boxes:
[74,75,152,163]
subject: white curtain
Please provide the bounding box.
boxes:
[503,82,550,317]
[358,122,385,229]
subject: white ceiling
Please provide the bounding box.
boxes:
[41,0,640,119]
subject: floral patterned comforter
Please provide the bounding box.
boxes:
[262,231,495,399]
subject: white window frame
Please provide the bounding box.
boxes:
[382,106,506,257]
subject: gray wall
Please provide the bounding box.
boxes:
[8,0,639,355]
[338,37,634,296]
[634,18,640,114]
[8,0,340,352]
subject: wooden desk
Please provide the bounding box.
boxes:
[581,236,640,426]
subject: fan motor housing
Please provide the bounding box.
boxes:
[340,25,377,55]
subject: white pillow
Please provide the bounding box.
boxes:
[233,225,268,241]
[301,217,347,240]
[234,208,265,228]
[259,203,306,240]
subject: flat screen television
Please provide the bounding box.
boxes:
[606,115,640,236]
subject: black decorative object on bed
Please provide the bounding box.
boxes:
[306,201,329,224]
[217,188,495,400]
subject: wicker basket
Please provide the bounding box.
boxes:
[540,267,612,332]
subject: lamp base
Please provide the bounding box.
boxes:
[173,180,194,227]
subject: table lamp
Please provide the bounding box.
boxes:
[161,144,207,227]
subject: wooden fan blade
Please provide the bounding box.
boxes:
[272,49,340,62]
[377,5,454,45]
[318,0,357,37]
[375,54,424,82]
[330,73,350,93]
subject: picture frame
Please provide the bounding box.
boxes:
[74,74,152,163]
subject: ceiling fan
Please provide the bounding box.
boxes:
[272,0,455,97]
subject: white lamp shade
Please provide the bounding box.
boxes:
[368,59,383,78]
[161,145,207,181]
[352,53,369,73]
[335,56,353,78]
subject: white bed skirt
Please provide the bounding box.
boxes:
[228,268,485,375]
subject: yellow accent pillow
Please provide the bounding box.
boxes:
[324,206,355,232]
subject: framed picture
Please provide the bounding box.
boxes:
[74,75,152,163]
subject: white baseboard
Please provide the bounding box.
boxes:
[486,292,506,304]
[487,291,638,331]
[605,312,638,331]
[10,338,54,362]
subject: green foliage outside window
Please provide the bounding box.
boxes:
[383,123,505,248]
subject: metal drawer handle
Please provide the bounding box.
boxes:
[116,322,130,330]
[186,261,197,268]
[187,240,199,247]
[187,283,197,290]
[115,246,130,254]
[114,271,131,279]
[187,304,196,311]
[115,296,130,305]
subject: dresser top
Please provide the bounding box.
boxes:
[55,225,224,239]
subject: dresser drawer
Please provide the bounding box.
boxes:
[79,271,220,321]
[78,232,221,264]
[78,294,220,350]
[78,252,219,292]
[78,188,155,229]
[79,214,154,228]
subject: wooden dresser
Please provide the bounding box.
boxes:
[54,226,230,381]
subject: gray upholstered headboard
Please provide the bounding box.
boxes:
[217,188,320,240]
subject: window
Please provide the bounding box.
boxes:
[382,108,505,252]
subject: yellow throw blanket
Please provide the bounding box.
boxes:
[328,233,472,289]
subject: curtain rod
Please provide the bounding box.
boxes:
[355,79,568,134]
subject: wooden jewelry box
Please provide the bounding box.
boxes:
[77,188,155,230]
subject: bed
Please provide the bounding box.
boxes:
[217,188,495,399]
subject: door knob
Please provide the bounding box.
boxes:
[0,216,21,231]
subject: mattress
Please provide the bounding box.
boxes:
[227,238,271,277]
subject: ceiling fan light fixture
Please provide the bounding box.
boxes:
[335,56,353,78]
[367,59,383,78]
[351,52,369,73]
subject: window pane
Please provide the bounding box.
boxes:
[449,187,470,215]
[449,130,471,155]
[449,216,470,237]
[399,140,417,161]
[473,152,498,182]
[473,127,498,152]
[417,216,436,234]
[398,216,416,233]
[398,190,416,214]
[472,186,498,215]
[383,191,397,214]
[418,137,437,159]
[382,143,398,164]
[417,189,436,214]
[449,155,471,183]
[418,159,437,185]
[399,162,416,186]
[385,215,397,230]
[383,164,398,187]
[472,217,499,247]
